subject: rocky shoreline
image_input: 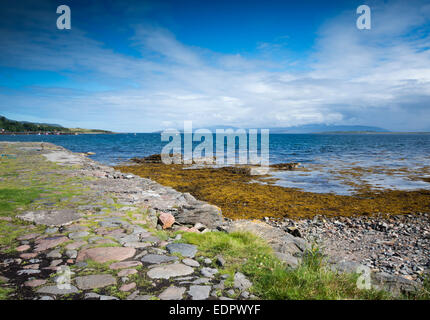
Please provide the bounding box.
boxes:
[0,142,427,299]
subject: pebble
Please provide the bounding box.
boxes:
[120,282,136,292]
[188,285,211,300]
[159,286,186,300]
[16,245,30,252]
[201,267,218,278]
[182,258,200,267]
[166,243,197,258]
[147,263,194,279]
[75,274,117,290]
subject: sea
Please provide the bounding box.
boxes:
[2,133,430,195]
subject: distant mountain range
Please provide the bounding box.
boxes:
[171,124,390,134]
[267,124,389,133]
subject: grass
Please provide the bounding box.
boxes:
[0,188,42,217]
[0,188,45,250]
[181,231,391,300]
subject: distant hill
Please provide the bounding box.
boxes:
[0,115,68,133]
[0,115,113,134]
[157,124,389,134]
[268,124,389,134]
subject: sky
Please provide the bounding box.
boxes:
[0,0,430,132]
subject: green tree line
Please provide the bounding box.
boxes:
[0,116,70,133]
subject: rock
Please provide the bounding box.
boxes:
[37,285,79,295]
[226,289,235,296]
[215,255,226,267]
[123,242,152,248]
[275,252,299,268]
[159,212,175,229]
[17,233,40,241]
[182,258,200,267]
[147,264,194,279]
[65,250,78,259]
[120,282,136,292]
[76,247,136,263]
[371,272,420,296]
[228,220,307,256]
[194,223,207,231]
[141,236,162,244]
[201,267,218,278]
[65,241,86,250]
[75,274,117,290]
[109,261,142,270]
[20,253,38,259]
[34,236,69,252]
[234,272,252,291]
[330,260,365,274]
[17,209,82,227]
[17,269,41,275]
[99,295,119,300]
[203,258,212,265]
[50,259,63,267]
[84,292,101,299]
[213,280,225,290]
[45,227,58,234]
[188,285,211,300]
[193,277,211,284]
[24,279,46,287]
[166,243,197,258]
[47,249,62,259]
[118,268,138,277]
[16,245,30,252]
[159,286,186,300]
[175,203,223,228]
[286,226,301,237]
[141,254,178,264]
[39,296,55,300]
[68,231,90,239]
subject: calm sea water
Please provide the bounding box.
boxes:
[2,133,430,195]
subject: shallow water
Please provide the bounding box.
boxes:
[2,133,430,195]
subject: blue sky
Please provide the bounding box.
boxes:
[0,0,430,132]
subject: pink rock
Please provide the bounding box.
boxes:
[50,259,62,267]
[65,241,87,250]
[159,241,169,247]
[117,268,138,277]
[23,264,39,269]
[34,236,69,252]
[16,245,30,252]
[66,259,74,264]
[17,233,40,241]
[159,212,175,229]
[42,266,60,271]
[119,282,136,292]
[104,229,125,237]
[76,247,136,263]
[24,279,46,287]
[109,261,142,270]
[95,239,116,245]
[20,253,38,259]
[177,226,200,233]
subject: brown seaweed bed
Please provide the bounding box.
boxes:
[115,158,430,220]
